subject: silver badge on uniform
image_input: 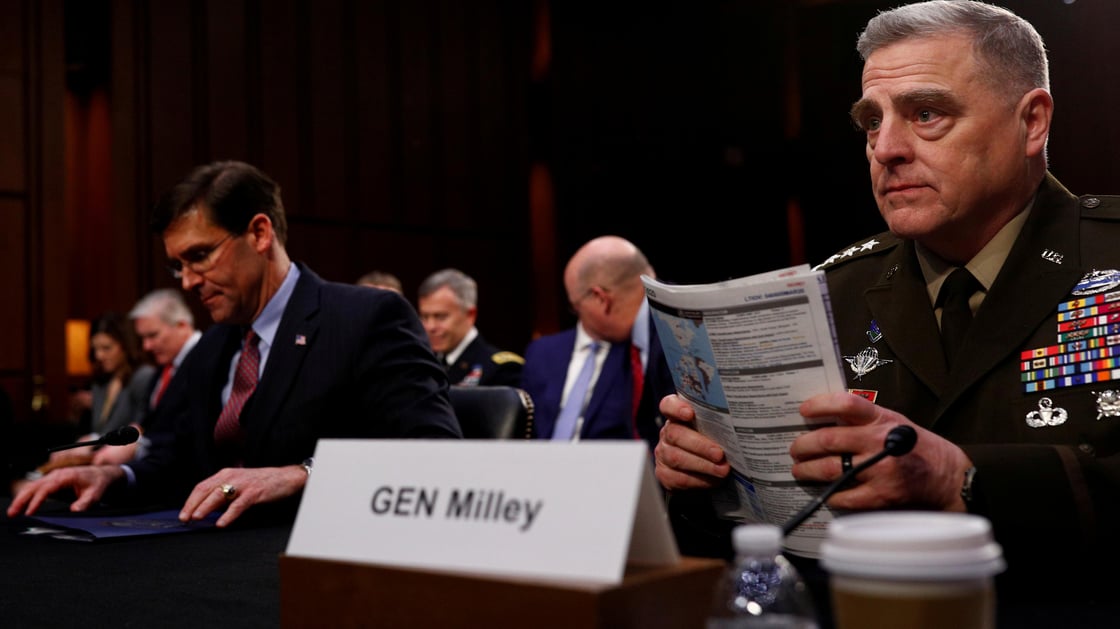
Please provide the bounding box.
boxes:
[844,346,892,381]
[1025,397,1068,428]
[1094,390,1120,420]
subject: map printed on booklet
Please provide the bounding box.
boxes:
[642,265,847,558]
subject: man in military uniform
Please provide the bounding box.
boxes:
[417,268,524,387]
[653,0,1120,606]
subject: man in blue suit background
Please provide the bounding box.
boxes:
[9,161,461,526]
[521,235,672,452]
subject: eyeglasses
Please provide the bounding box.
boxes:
[165,233,236,279]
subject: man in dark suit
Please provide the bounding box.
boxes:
[521,236,672,452]
[653,1,1120,603]
[417,268,524,387]
[89,288,203,466]
[9,160,461,527]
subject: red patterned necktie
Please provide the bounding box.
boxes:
[152,363,173,408]
[214,329,260,447]
[630,343,644,420]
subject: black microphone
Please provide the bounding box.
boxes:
[46,425,141,453]
[781,425,917,536]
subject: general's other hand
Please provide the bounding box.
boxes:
[654,394,731,490]
[180,464,310,528]
[792,391,972,512]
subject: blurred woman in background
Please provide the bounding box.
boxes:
[42,311,156,470]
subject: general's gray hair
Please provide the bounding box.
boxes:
[857,0,1049,102]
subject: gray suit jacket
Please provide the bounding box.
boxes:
[90,364,157,435]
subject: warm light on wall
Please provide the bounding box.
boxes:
[65,319,92,376]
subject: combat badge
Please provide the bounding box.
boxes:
[1072,269,1120,296]
[1025,397,1068,428]
[844,347,892,381]
[1095,390,1120,420]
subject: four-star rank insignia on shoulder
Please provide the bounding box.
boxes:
[811,233,900,272]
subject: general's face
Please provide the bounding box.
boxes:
[163,207,264,325]
[418,286,474,354]
[90,332,125,374]
[852,35,1028,253]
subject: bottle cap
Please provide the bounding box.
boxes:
[732,523,783,555]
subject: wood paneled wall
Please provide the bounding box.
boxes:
[113,0,534,344]
[0,0,66,426]
[10,0,1120,426]
[7,0,534,425]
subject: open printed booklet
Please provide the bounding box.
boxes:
[642,265,847,558]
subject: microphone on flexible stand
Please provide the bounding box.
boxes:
[46,425,141,453]
[781,424,917,536]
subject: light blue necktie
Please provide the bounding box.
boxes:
[551,341,600,441]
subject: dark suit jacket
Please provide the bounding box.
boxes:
[669,173,1120,601]
[447,335,524,387]
[521,312,672,451]
[132,263,461,507]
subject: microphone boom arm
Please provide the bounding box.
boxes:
[781,425,917,536]
[45,426,141,454]
[781,449,890,536]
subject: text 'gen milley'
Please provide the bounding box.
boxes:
[370,486,543,532]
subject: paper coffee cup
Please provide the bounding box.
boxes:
[820,511,1005,629]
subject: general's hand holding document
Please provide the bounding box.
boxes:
[642,265,846,557]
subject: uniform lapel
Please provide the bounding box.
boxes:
[934,175,1084,419]
[863,242,949,394]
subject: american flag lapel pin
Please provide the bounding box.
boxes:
[295,334,307,346]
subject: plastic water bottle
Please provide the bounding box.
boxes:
[706,523,820,628]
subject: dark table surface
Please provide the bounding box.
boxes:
[0,498,292,629]
[3,496,1118,629]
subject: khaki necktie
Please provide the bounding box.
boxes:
[937,268,980,368]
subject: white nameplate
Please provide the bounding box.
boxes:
[285,440,680,584]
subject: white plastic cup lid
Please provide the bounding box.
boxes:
[820,511,1005,581]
